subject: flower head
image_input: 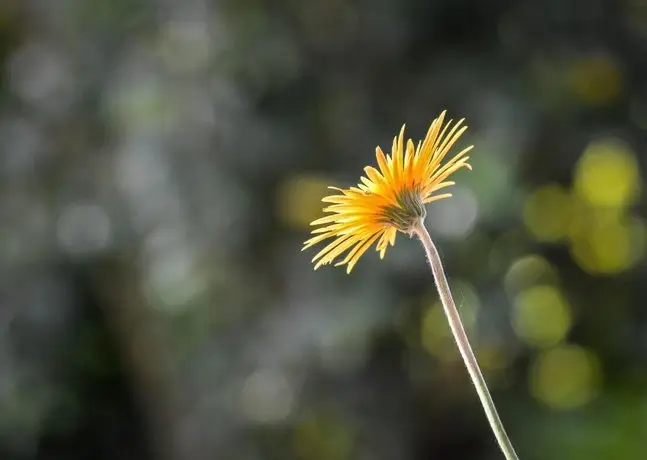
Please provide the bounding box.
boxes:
[303,111,473,273]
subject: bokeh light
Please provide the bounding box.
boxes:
[574,138,641,209]
[568,55,623,107]
[512,285,572,348]
[504,254,559,297]
[277,174,331,229]
[523,184,572,242]
[239,368,296,424]
[426,186,479,239]
[530,345,602,410]
[569,213,646,275]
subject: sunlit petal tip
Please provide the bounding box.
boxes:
[346,258,361,273]
[364,166,383,183]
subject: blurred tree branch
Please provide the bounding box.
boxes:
[90,255,194,460]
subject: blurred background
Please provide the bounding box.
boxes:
[1,0,646,459]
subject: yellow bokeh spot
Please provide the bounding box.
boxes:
[574,138,641,209]
[293,413,354,460]
[512,285,572,348]
[421,282,479,362]
[566,193,600,241]
[530,344,601,410]
[504,254,559,297]
[570,215,646,275]
[277,175,331,229]
[569,55,623,106]
[523,184,572,242]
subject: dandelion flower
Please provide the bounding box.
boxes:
[303,110,473,273]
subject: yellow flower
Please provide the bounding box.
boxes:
[303,111,473,273]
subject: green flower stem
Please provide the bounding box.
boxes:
[412,218,520,460]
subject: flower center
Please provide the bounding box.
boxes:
[379,187,426,233]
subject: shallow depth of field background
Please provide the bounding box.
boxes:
[1,0,647,459]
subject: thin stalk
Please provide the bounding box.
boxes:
[411,218,519,460]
